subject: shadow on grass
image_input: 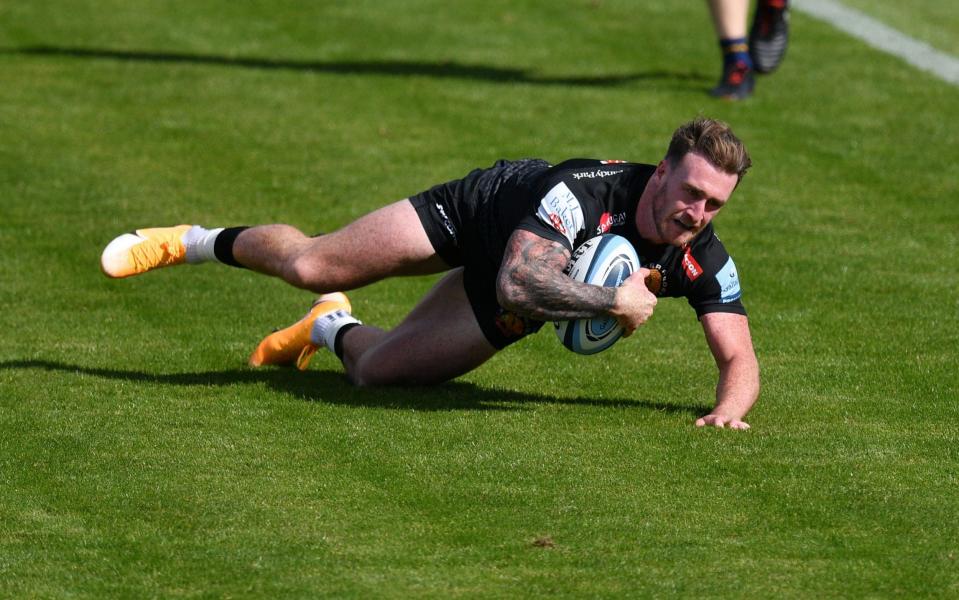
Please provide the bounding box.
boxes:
[1,359,702,416]
[6,45,709,88]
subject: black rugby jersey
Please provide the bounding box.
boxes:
[509,159,747,318]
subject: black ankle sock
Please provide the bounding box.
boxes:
[333,323,362,360]
[213,226,249,268]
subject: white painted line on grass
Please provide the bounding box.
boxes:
[794,0,959,86]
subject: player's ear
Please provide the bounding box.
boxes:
[656,159,669,177]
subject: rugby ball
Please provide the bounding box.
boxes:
[554,234,641,355]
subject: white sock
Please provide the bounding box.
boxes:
[311,309,361,350]
[183,226,224,264]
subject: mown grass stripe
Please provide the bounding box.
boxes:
[796,0,959,85]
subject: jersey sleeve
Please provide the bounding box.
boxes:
[515,180,586,250]
[686,235,748,318]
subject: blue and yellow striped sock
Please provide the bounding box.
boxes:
[720,37,753,71]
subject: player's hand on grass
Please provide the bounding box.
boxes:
[612,268,657,336]
[695,414,751,430]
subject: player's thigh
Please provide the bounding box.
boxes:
[313,199,448,279]
[351,268,497,386]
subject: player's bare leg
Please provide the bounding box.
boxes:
[707,0,748,39]
[233,199,448,292]
[333,268,498,386]
[100,199,447,290]
[102,199,494,383]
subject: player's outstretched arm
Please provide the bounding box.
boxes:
[697,312,760,429]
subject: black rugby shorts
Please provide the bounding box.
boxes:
[409,160,548,349]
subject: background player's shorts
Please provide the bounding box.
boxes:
[409,159,549,349]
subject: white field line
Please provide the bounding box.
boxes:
[794,0,959,86]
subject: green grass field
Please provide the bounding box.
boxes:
[1,1,957,597]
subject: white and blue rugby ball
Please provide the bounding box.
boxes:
[554,234,641,355]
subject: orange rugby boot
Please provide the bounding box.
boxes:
[100,225,193,278]
[249,292,352,370]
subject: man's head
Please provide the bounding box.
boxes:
[637,118,751,247]
[665,117,751,185]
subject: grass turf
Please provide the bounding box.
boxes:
[1,1,957,597]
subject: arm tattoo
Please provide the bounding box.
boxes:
[497,231,617,321]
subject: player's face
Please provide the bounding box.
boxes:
[650,152,738,247]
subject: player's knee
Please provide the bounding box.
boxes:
[286,254,334,292]
[349,359,447,387]
[348,371,377,388]
[348,363,398,387]
[286,253,356,294]
[287,249,367,293]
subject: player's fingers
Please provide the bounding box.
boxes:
[625,269,651,285]
[701,415,727,428]
[640,268,657,290]
[696,416,750,430]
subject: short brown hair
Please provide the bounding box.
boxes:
[665,117,752,183]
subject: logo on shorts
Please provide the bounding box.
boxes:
[434,203,457,242]
[494,309,534,339]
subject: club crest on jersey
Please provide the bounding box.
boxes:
[682,247,702,281]
[645,265,666,295]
